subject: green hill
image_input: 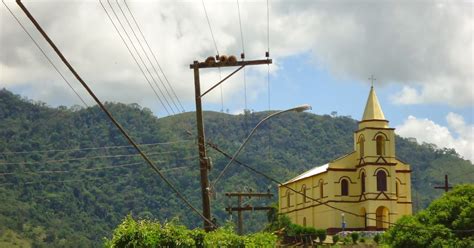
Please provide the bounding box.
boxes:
[0,89,472,247]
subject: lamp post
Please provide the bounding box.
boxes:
[341,213,346,232]
[211,104,312,189]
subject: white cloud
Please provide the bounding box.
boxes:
[396,113,474,162]
[0,0,472,114]
[391,86,421,105]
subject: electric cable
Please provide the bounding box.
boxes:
[106,0,176,114]
[201,0,225,112]
[201,0,219,56]
[122,0,185,113]
[0,152,197,166]
[98,0,171,115]
[2,1,89,107]
[0,160,198,177]
[15,0,215,228]
[0,139,194,155]
[0,164,195,186]
[115,0,180,114]
[236,0,247,111]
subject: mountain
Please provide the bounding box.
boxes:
[0,89,472,247]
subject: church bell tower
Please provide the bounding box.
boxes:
[354,86,396,164]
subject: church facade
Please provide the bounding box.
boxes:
[278,87,412,233]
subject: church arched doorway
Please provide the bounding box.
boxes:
[376,206,389,230]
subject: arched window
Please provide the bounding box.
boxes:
[320,181,324,198]
[361,172,366,193]
[359,135,365,158]
[341,179,349,196]
[376,170,387,191]
[303,217,307,227]
[376,135,385,155]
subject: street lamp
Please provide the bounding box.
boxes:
[211,104,312,189]
[341,213,346,232]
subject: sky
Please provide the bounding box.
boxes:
[0,0,472,162]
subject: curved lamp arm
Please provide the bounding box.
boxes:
[211,104,311,190]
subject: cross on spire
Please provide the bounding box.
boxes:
[369,75,376,87]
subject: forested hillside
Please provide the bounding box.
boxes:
[0,89,472,247]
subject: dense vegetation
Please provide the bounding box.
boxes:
[385,184,474,247]
[104,215,276,247]
[0,89,473,247]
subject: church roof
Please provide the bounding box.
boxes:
[282,163,329,185]
[361,86,386,121]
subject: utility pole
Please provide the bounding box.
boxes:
[434,174,452,193]
[191,56,271,232]
[225,191,273,235]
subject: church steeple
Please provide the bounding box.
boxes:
[355,86,395,160]
[362,86,385,121]
[359,86,389,129]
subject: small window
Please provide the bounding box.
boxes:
[376,170,387,191]
[320,181,324,198]
[359,135,365,158]
[286,191,291,207]
[341,179,349,196]
[396,182,399,197]
[361,172,366,193]
[303,217,307,227]
[303,186,307,203]
[376,135,385,155]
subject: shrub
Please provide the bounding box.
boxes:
[332,234,340,244]
[105,215,277,248]
[360,237,365,243]
[302,227,317,235]
[285,223,301,237]
[315,229,327,244]
[351,232,359,244]
[243,232,277,248]
[342,236,351,245]
[373,233,381,244]
[204,224,244,248]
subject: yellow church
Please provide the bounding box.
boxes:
[278,87,412,233]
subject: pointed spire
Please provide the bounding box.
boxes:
[362,86,386,121]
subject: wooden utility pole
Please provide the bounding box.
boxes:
[225,191,273,235]
[191,56,271,232]
[434,174,452,193]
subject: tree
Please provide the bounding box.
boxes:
[385,184,474,248]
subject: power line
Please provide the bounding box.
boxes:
[201,0,219,56]
[2,1,89,107]
[266,0,271,110]
[236,0,247,111]
[114,0,181,114]
[105,0,176,114]
[15,0,215,227]
[98,0,171,115]
[0,164,195,187]
[122,0,185,113]
[0,160,198,177]
[0,161,142,176]
[0,151,195,166]
[200,0,225,113]
[219,69,224,112]
[266,0,272,159]
[236,0,245,55]
[0,139,194,155]
[206,142,474,234]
